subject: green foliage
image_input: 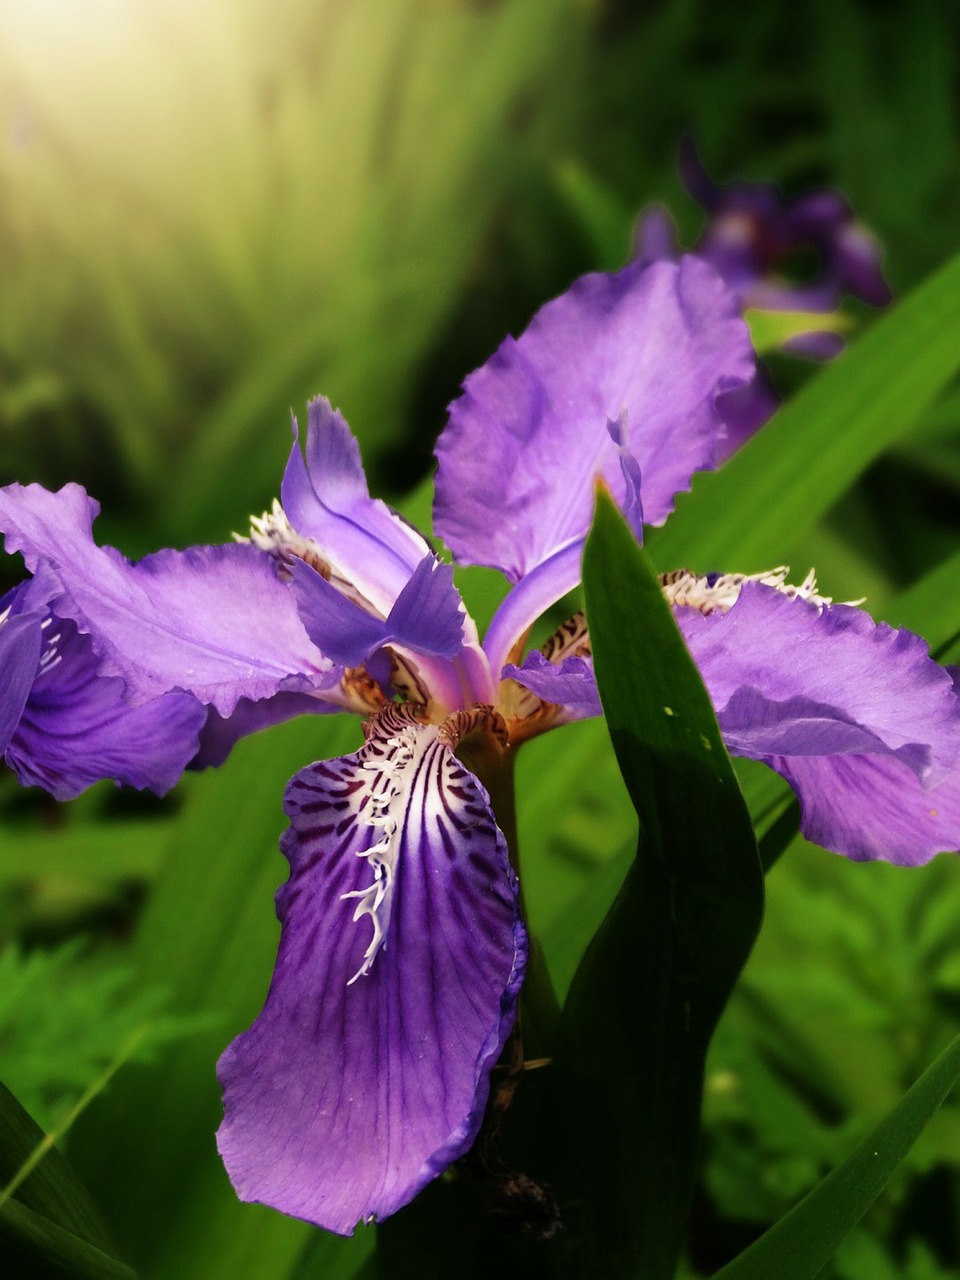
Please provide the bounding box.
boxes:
[0,0,585,545]
[0,941,209,1134]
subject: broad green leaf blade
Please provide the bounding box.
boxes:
[0,821,168,882]
[0,1082,117,1256]
[538,492,763,1279]
[711,1028,960,1280]
[649,249,960,570]
[0,1196,137,1280]
[0,1082,136,1278]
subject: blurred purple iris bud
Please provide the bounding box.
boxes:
[1,251,956,1238]
[637,138,892,316]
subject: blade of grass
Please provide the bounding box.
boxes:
[711,1027,960,1280]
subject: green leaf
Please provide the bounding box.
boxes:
[711,1027,960,1280]
[0,1082,136,1279]
[745,307,851,356]
[551,158,635,269]
[536,491,763,1278]
[878,542,960,662]
[0,820,168,883]
[0,1196,137,1280]
[649,249,960,570]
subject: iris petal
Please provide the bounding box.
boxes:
[0,482,337,716]
[217,713,526,1234]
[435,256,753,583]
[503,651,602,724]
[2,575,204,799]
[676,582,960,861]
[289,553,465,670]
[0,609,42,756]
[281,398,430,614]
[773,752,960,865]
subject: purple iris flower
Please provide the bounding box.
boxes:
[635,141,893,446]
[1,253,957,1235]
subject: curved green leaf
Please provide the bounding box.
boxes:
[536,491,763,1278]
[0,1196,137,1280]
[0,1082,135,1279]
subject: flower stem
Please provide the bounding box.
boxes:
[482,749,560,1058]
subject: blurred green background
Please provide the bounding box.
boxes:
[1,1,960,1277]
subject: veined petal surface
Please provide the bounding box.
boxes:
[217,712,526,1235]
[774,752,960,865]
[434,257,753,582]
[0,482,338,716]
[281,398,430,614]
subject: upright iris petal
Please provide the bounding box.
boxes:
[279,397,430,614]
[435,256,753,586]
[217,707,526,1234]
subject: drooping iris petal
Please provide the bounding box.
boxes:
[288,553,465,670]
[502,651,602,724]
[0,610,42,755]
[217,711,526,1235]
[675,583,960,860]
[0,482,338,716]
[280,398,430,614]
[435,256,753,584]
[6,614,205,799]
[772,752,960,865]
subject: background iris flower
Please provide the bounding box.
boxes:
[635,140,894,448]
